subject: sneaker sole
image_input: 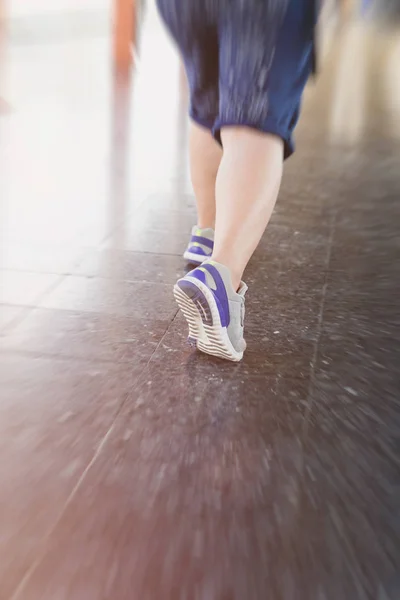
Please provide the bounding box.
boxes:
[183,250,210,265]
[173,277,243,362]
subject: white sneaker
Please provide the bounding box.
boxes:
[174,260,247,362]
[183,226,214,265]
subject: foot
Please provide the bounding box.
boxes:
[183,226,214,265]
[174,260,247,362]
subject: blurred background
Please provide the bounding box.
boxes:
[0,1,399,599]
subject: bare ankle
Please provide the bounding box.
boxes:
[210,255,242,292]
[197,221,215,230]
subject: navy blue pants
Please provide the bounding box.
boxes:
[157,0,315,158]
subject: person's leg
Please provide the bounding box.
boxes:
[212,128,283,291]
[182,123,221,264]
[210,0,315,291]
[176,126,283,360]
[189,121,222,229]
[203,1,290,291]
[156,0,220,252]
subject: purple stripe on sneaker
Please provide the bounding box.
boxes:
[202,263,230,328]
[188,246,210,256]
[190,235,214,250]
[190,268,207,285]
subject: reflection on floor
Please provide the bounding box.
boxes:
[0,2,400,599]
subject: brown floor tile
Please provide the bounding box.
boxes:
[74,248,184,284]
[1,308,168,364]
[38,275,178,320]
[105,227,190,256]
[0,271,60,307]
[0,243,84,275]
[150,313,317,379]
[14,373,310,600]
[0,352,140,599]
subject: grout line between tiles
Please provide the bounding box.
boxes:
[0,274,67,335]
[302,210,338,436]
[145,308,181,367]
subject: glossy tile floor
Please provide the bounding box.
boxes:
[1,2,400,599]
